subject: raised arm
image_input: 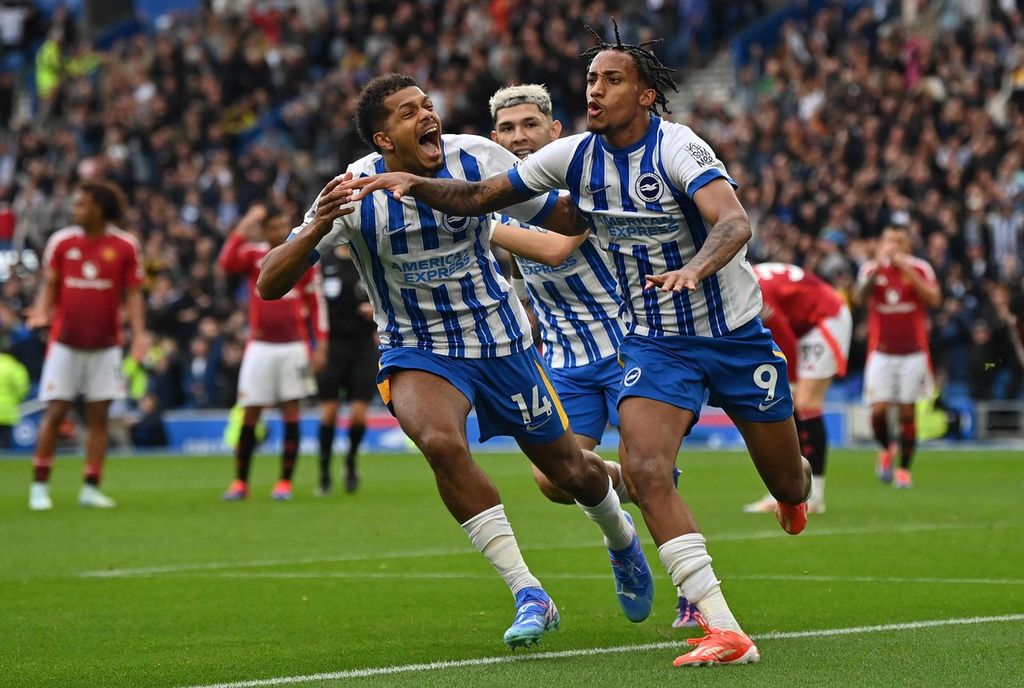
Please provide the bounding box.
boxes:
[892,254,941,308]
[257,175,354,300]
[343,172,587,236]
[646,178,751,292]
[491,223,589,267]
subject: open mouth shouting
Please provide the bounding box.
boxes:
[417,125,442,162]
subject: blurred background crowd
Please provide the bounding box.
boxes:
[0,0,1022,437]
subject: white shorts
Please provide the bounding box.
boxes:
[237,340,315,406]
[39,342,126,402]
[864,351,934,405]
[798,305,853,380]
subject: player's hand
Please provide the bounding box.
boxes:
[341,172,418,202]
[308,172,356,236]
[311,345,328,373]
[130,332,151,362]
[357,302,375,320]
[890,252,910,272]
[23,307,50,329]
[645,267,700,293]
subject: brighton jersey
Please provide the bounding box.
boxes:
[497,216,624,368]
[508,117,761,338]
[301,134,558,358]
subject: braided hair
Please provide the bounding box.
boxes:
[579,20,677,116]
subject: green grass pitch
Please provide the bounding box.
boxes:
[2,448,1022,687]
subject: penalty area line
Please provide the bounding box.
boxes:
[180,613,1024,688]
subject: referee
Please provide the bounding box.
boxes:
[316,245,378,495]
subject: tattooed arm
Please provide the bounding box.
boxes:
[342,172,587,235]
[646,178,752,292]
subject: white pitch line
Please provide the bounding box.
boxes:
[179,613,1024,688]
[183,570,1024,586]
[79,520,1019,578]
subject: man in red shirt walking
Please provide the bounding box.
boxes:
[218,204,327,501]
[743,263,852,514]
[855,223,941,488]
[26,179,147,510]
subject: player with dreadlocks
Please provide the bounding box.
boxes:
[343,21,812,667]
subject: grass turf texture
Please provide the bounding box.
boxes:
[1,449,1021,687]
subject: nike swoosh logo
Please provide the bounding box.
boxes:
[525,417,551,432]
[585,184,610,195]
[758,397,785,412]
[382,224,408,236]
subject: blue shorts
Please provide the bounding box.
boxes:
[547,354,621,442]
[376,347,570,444]
[617,317,793,430]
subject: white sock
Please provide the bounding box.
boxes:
[461,504,540,597]
[608,461,631,505]
[658,533,742,633]
[811,475,825,502]
[576,478,634,550]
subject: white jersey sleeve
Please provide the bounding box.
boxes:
[450,134,560,226]
[507,135,583,195]
[658,125,735,198]
[289,158,373,262]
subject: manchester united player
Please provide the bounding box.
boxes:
[219,204,328,501]
[743,263,852,514]
[855,224,940,488]
[26,179,146,511]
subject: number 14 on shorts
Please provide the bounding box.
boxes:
[512,385,553,429]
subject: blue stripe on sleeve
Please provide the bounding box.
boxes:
[526,191,558,226]
[687,169,737,198]
[507,167,534,195]
[565,136,592,207]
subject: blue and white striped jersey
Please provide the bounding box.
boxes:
[497,217,625,369]
[299,134,558,358]
[508,117,761,338]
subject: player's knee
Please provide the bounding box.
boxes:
[532,467,573,505]
[620,453,671,495]
[415,427,466,466]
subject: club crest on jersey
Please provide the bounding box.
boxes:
[634,173,663,203]
[102,247,117,262]
[441,214,479,234]
[685,142,714,167]
[623,367,642,387]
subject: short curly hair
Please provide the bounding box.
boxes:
[77,179,128,223]
[355,73,420,152]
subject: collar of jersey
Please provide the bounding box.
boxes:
[599,116,661,157]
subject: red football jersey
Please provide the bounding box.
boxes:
[857,257,935,355]
[43,226,143,349]
[754,263,845,380]
[218,232,327,344]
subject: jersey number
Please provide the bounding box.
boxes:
[511,386,553,424]
[753,364,778,402]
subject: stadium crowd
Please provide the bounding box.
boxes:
[0,0,1022,434]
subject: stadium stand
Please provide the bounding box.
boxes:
[0,1,1021,439]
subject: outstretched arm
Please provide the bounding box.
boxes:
[492,223,588,267]
[257,174,354,300]
[645,178,752,292]
[343,172,586,236]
